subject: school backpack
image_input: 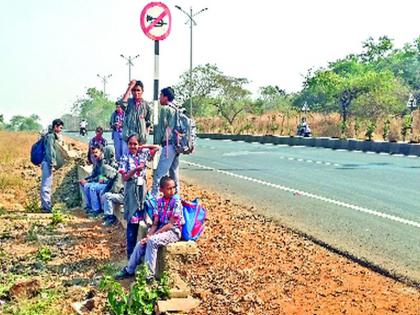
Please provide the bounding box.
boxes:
[172,108,197,155]
[181,198,206,241]
[30,135,46,166]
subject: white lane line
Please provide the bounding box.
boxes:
[182,161,420,229]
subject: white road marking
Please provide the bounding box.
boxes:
[182,161,420,229]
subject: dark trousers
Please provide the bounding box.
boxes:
[126,222,140,260]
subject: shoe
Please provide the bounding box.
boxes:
[115,268,134,280]
[42,208,51,213]
[146,275,155,284]
[103,216,117,226]
[88,210,101,217]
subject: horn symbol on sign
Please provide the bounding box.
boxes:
[146,15,167,27]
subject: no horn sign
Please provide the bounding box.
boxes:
[140,2,172,41]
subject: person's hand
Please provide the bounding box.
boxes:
[129,80,137,89]
[136,162,145,171]
[79,179,87,186]
[99,178,105,184]
[140,236,149,245]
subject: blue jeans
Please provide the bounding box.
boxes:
[82,182,107,211]
[40,161,53,211]
[151,144,180,196]
[112,130,124,161]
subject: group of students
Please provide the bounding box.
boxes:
[78,80,186,282]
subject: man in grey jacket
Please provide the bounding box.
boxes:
[40,118,64,212]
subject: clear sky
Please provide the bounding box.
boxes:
[0,0,419,127]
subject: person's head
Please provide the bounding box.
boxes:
[159,87,175,105]
[52,119,64,134]
[115,102,123,113]
[127,134,139,155]
[301,117,306,122]
[131,80,144,100]
[91,144,103,160]
[95,126,104,137]
[159,176,176,199]
[103,145,115,164]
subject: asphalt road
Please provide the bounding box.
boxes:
[67,132,420,283]
[180,138,420,283]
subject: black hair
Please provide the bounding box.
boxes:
[91,143,103,151]
[135,80,144,90]
[52,119,64,128]
[95,126,104,133]
[159,175,174,188]
[127,134,139,143]
[161,87,175,102]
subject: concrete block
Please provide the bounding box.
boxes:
[399,143,410,155]
[156,297,200,314]
[156,242,199,280]
[361,141,373,152]
[169,273,191,298]
[408,144,420,156]
[389,142,401,154]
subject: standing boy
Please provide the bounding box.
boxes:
[110,102,125,161]
[120,80,152,151]
[151,87,179,196]
[40,118,64,212]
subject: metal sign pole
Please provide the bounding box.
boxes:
[153,40,159,144]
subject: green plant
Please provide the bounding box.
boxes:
[401,114,412,141]
[365,120,376,141]
[354,118,362,138]
[382,118,391,140]
[0,206,5,215]
[36,246,52,263]
[340,120,348,138]
[50,208,64,226]
[24,197,42,213]
[99,264,170,315]
[2,289,62,315]
[25,224,38,242]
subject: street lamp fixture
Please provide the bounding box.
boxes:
[175,5,208,117]
[120,54,140,81]
[97,73,112,95]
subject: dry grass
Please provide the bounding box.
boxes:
[0,131,40,209]
[196,111,420,141]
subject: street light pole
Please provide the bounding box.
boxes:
[120,54,140,81]
[97,73,112,95]
[175,5,208,117]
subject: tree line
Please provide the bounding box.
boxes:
[2,35,418,138]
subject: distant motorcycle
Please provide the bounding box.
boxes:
[79,127,87,136]
[296,124,312,137]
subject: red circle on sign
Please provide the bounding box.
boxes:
[140,2,172,41]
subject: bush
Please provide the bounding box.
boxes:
[100,264,170,315]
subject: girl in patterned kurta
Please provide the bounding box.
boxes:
[115,175,184,281]
[119,134,159,259]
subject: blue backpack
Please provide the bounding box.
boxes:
[30,136,46,166]
[172,108,196,155]
[181,199,206,241]
[144,194,206,241]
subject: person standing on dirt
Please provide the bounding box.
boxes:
[151,87,179,197]
[110,102,125,161]
[119,80,152,154]
[40,118,64,213]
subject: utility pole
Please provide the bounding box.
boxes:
[97,73,112,95]
[175,5,208,117]
[120,54,140,82]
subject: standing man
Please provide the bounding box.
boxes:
[120,80,152,153]
[110,101,125,161]
[151,87,180,196]
[40,118,64,212]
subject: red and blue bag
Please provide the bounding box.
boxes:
[181,199,206,241]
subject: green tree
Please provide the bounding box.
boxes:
[71,88,114,129]
[6,114,42,131]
